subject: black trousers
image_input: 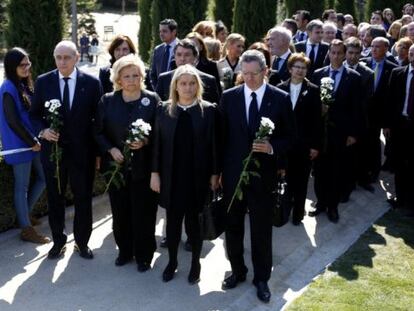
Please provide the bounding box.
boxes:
[392,118,414,209]
[287,148,312,221]
[108,175,158,263]
[313,144,347,212]
[225,181,273,282]
[363,127,382,181]
[43,155,94,248]
[340,144,357,198]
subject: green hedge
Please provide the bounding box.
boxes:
[0,156,107,233]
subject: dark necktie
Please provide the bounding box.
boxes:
[330,70,339,92]
[248,92,259,137]
[272,57,281,71]
[63,77,70,111]
[407,70,414,117]
[309,44,316,65]
[299,32,304,42]
[161,44,170,72]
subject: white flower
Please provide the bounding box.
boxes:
[45,101,50,108]
[141,97,150,106]
[260,117,275,130]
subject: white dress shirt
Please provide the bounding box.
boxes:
[403,64,414,116]
[243,82,266,123]
[290,82,302,110]
[58,68,77,109]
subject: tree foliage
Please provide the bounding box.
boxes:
[284,0,325,20]
[6,0,65,77]
[366,0,407,20]
[335,0,356,19]
[138,0,153,63]
[232,0,277,46]
[212,0,234,30]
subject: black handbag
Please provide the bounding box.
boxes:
[272,175,292,227]
[199,190,226,240]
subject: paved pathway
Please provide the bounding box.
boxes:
[0,173,393,311]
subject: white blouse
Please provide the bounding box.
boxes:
[289,82,302,110]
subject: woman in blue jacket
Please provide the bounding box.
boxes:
[0,47,49,243]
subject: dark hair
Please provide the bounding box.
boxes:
[4,47,33,109]
[186,32,209,59]
[160,19,178,32]
[371,10,384,21]
[344,37,363,51]
[367,25,387,39]
[329,39,346,53]
[215,20,228,37]
[174,39,199,58]
[337,13,345,25]
[283,18,298,35]
[322,9,336,21]
[108,35,136,65]
[248,42,271,68]
[296,10,311,23]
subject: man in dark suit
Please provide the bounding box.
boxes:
[386,45,414,216]
[361,25,398,64]
[149,19,179,90]
[342,37,375,198]
[310,40,361,223]
[293,10,310,43]
[30,41,102,259]
[156,39,220,104]
[295,20,329,76]
[361,37,398,184]
[220,50,295,303]
[267,26,292,81]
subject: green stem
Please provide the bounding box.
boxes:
[54,142,61,195]
[227,150,253,213]
[104,163,121,194]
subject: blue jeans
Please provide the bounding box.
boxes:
[12,154,46,228]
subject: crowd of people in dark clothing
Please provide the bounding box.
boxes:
[1,3,414,304]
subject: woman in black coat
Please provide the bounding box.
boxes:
[277,53,322,225]
[94,54,160,271]
[150,64,220,284]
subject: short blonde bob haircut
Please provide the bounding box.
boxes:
[110,54,146,91]
[168,64,204,116]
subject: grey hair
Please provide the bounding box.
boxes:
[268,26,292,43]
[240,50,267,71]
[372,36,390,47]
[54,40,78,56]
[323,21,338,33]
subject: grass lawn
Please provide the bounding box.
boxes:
[287,210,414,311]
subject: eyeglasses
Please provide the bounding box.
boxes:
[291,65,307,70]
[18,61,32,69]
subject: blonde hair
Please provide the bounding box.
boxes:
[222,33,245,58]
[204,37,222,60]
[110,54,146,91]
[168,64,204,116]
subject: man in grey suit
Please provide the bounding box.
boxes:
[149,19,179,90]
[341,37,375,201]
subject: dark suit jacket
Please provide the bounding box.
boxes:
[155,68,220,104]
[30,68,103,169]
[353,63,375,129]
[220,84,296,197]
[295,41,329,74]
[268,69,281,87]
[277,79,322,151]
[197,56,222,96]
[387,66,411,129]
[150,42,174,90]
[152,102,219,210]
[272,52,292,82]
[312,66,362,144]
[94,90,160,181]
[361,57,398,128]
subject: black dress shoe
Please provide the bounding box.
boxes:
[160,237,167,248]
[253,280,271,303]
[184,239,192,252]
[137,262,151,272]
[74,245,94,259]
[359,183,375,193]
[188,262,201,284]
[291,219,302,226]
[327,209,339,223]
[162,262,177,282]
[308,208,325,217]
[221,273,246,290]
[115,256,132,266]
[48,243,66,259]
[387,198,403,209]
